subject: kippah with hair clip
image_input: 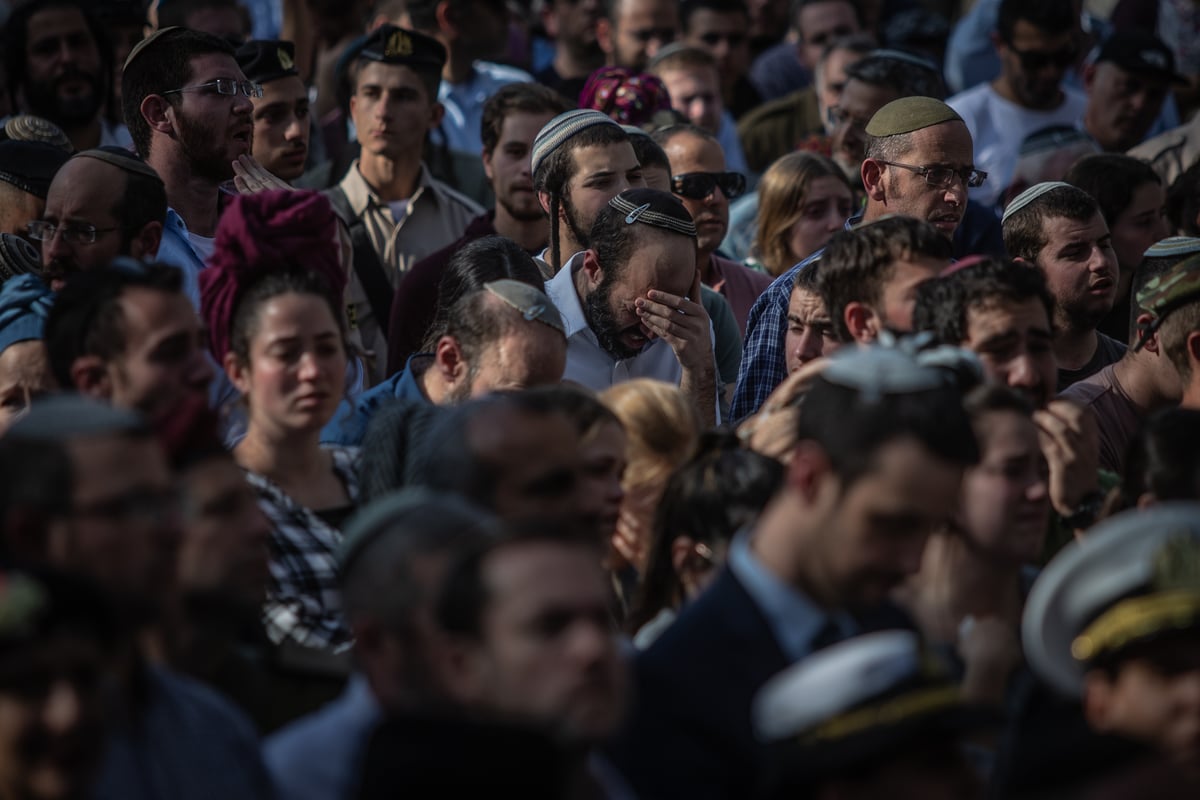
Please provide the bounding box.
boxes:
[608,189,697,238]
[483,279,565,334]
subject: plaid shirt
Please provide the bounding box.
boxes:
[246,446,361,652]
[729,215,860,422]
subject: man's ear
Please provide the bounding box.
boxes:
[1082,63,1097,92]
[427,101,445,132]
[428,632,484,705]
[786,440,832,502]
[1082,670,1118,733]
[1188,330,1200,370]
[69,355,112,399]
[861,158,886,203]
[434,335,468,386]
[1134,313,1161,354]
[596,17,613,56]
[482,146,495,182]
[140,94,176,137]
[434,0,458,35]
[540,2,559,37]
[132,220,164,261]
[537,189,553,215]
[844,301,878,344]
[225,350,250,396]
[581,249,605,290]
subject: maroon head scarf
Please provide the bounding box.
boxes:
[579,67,672,128]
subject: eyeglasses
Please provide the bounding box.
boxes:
[671,171,746,200]
[1005,42,1077,72]
[877,160,988,189]
[27,220,119,245]
[162,78,263,98]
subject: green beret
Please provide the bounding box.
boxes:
[865,97,963,138]
[1134,253,1200,350]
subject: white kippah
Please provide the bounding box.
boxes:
[1001,181,1073,224]
[531,110,622,180]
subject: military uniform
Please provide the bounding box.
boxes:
[1128,117,1200,188]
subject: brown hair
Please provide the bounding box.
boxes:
[753,152,851,276]
[599,379,699,489]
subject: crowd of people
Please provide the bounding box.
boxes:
[0,0,1198,796]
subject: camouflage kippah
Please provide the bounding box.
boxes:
[483,279,565,334]
[864,97,962,138]
[1134,253,1200,351]
[608,188,696,237]
[1144,236,1200,259]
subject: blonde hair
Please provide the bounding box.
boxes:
[600,379,700,489]
[753,152,850,276]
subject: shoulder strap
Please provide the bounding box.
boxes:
[324,187,394,327]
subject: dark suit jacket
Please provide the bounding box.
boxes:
[609,567,789,800]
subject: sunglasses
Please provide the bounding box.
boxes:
[671,171,746,200]
[1006,42,1077,71]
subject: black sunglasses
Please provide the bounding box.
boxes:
[671,171,746,200]
[1006,42,1077,71]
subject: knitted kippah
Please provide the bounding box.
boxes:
[608,188,696,237]
[1144,236,1200,259]
[531,110,622,179]
[1001,181,1073,224]
[864,96,962,137]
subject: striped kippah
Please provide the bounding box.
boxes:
[1144,236,1200,259]
[1001,181,1073,224]
[608,188,696,237]
[531,110,622,179]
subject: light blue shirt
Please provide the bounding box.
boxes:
[726,532,854,662]
[263,673,381,800]
[433,61,533,156]
[716,110,752,181]
[155,207,206,307]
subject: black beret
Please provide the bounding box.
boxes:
[0,140,71,199]
[358,25,446,74]
[236,39,300,85]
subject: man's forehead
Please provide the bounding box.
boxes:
[664,132,723,169]
[800,1,855,31]
[259,75,309,103]
[27,6,91,39]
[901,120,974,160]
[188,52,246,80]
[356,60,429,90]
[1041,213,1107,244]
[966,295,1051,336]
[571,141,637,174]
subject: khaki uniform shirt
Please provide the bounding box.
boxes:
[333,161,482,384]
[1128,117,1200,187]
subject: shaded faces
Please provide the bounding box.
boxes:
[157,53,255,183]
[683,7,750,96]
[657,64,723,135]
[484,110,558,224]
[785,283,837,373]
[786,174,853,261]
[602,0,679,71]
[1027,212,1119,331]
[1084,62,1171,153]
[996,19,1076,111]
[661,131,732,258]
[249,75,311,182]
[1109,181,1170,277]
[546,141,645,253]
[829,78,897,185]
[351,61,443,164]
[962,295,1057,409]
[797,0,860,71]
[581,228,698,360]
[227,291,348,437]
[0,342,55,436]
[21,5,105,128]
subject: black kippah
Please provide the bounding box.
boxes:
[607,188,697,238]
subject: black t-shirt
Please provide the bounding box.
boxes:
[1056,332,1127,392]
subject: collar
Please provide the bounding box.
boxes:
[340,159,438,218]
[544,251,591,339]
[727,531,854,661]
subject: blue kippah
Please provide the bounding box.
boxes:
[0,274,52,355]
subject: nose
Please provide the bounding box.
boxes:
[297,350,322,381]
[1005,352,1039,391]
[1026,471,1049,503]
[42,227,69,265]
[825,207,844,233]
[570,619,613,667]
[796,327,824,364]
[42,680,83,734]
[285,114,305,141]
[232,93,254,116]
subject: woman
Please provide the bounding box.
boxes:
[599,379,699,616]
[201,190,357,652]
[0,274,55,434]
[896,386,1050,706]
[627,433,783,647]
[751,152,854,276]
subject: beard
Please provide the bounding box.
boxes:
[177,107,238,183]
[562,192,592,250]
[498,187,545,223]
[23,68,104,128]
[584,274,642,361]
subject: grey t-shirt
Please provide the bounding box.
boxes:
[1056,332,1127,393]
[1059,362,1144,475]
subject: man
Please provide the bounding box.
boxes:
[326,25,482,384]
[657,124,769,333]
[532,108,644,274]
[1003,124,1099,207]
[1,0,131,152]
[326,273,567,445]
[436,520,627,749]
[731,95,979,420]
[1136,252,1200,413]
[1065,154,1171,342]
[122,26,257,307]
[649,44,750,176]
[0,397,275,800]
[754,632,986,799]
[1060,238,1189,474]
[747,0,861,104]
[1024,505,1200,767]
[947,0,1087,207]
[155,0,252,43]
[912,257,1107,531]
[598,0,679,73]
[266,490,500,800]
[387,82,567,370]
[43,261,214,429]
[235,40,311,182]
[0,140,69,239]
[546,188,718,423]
[784,262,837,373]
[405,0,532,158]
[1082,30,1184,154]
[35,147,167,291]
[611,343,980,800]
[680,0,760,119]
[536,0,607,103]
[1002,182,1125,390]
[738,32,872,174]
[816,216,951,346]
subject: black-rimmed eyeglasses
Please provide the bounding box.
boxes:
[877,160,987,189]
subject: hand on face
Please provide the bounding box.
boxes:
[633,267,713,371]
[1033,398,1100,520]
[232,154,294,194]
